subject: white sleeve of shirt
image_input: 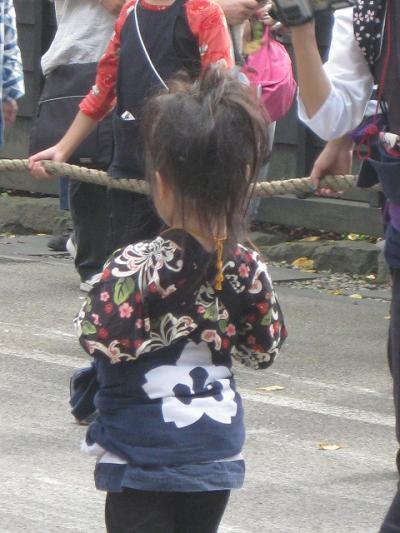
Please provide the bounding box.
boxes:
[297,7,375,141]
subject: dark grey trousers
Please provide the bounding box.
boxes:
[388,269,400,444]
[380,269,400,532]
[69,179,111,282]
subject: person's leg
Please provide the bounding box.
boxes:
[69,180,111,282]
[174,490,231,533]
[388,269,400,458]
[105,489,175,533]
[109,189,162,251]
[48,176,71,251]
[379,484,400,532]
[59,176,70,211]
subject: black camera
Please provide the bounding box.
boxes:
[273,0,355,26]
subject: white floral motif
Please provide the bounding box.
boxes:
[142,341,237,428]
[136,313,197,356]
[195,282,215,307]
[195,283,229,321]
[225,270,246,294]
[74,306,86,337]
[201,329,222,350]
[111,238,183,297]
[364,9,374,22]
[85,339,136,364]
[249,260,276,302]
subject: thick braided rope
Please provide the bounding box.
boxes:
[0,158,367,197]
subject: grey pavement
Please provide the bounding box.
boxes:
[0,236,397,533]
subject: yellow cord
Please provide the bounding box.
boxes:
[214,236,227,291]
[160,226,227,291]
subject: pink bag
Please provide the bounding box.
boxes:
[241,27,297,122]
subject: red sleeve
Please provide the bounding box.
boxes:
[185,0,234,71]
[79,1,137,122]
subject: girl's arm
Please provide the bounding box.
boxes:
[290,22,331,119]
[78,1,133,121]
[234,252,287,370]
[28,112,98,179]
[186,0,234,70]
[29,1,134,179]
[291,8,374,140]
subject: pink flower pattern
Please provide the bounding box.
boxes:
[238,263,250,278]
[226,324,236,337]
[119,302,134,319]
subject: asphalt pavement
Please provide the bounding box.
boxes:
[0,236,397,533]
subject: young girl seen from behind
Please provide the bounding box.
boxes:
[76,68,287,533]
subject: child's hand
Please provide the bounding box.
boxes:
[310,135,354,197]
[3,100,18,127]
[28,146,67,180]
[100,0,126,16]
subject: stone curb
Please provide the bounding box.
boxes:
[0,196,71,235]
[0,198,391,282]
[251,232,390,283]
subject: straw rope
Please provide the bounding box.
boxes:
[0,159,374,197]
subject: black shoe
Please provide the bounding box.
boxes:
[48,232,70,252]
[75,411,97,426]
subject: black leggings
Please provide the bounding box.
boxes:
[105,489,230,533]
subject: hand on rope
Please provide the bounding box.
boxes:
[0,158,370,198]
[28,145,68,180]
[310,135,355,197]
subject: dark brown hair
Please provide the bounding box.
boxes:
[143,66,270,245]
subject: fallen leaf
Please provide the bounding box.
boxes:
[291,257,315,271]
[319,443,342,451]
[257,385,285,392]
[36,233,48,236]
[300,236,320,242]
[384,315,391,320]
[328,289,343,296]
[349,293,363,300]
[347,233,360,241]
[365,274,376,280]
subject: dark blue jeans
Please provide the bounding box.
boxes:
[59,176,69,210]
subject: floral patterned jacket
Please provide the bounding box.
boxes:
[76,230,287,371]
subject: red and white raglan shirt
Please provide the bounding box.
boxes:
[79,0,234,179]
